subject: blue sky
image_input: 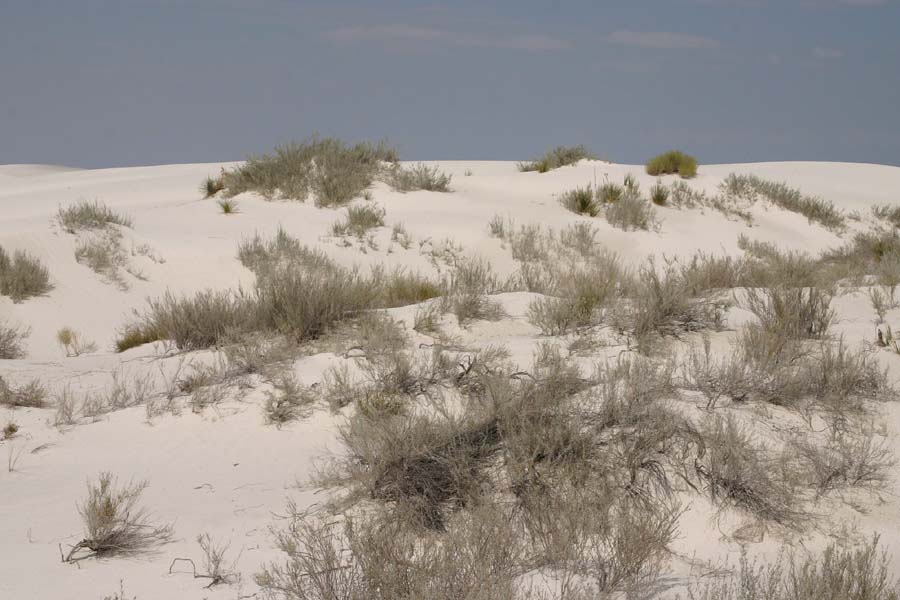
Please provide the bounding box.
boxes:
[2,0,898,167]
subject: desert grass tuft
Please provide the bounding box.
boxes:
[388,163,452,192]
[559,186,600,216]
[58,200,133,232]
[0,245,53,302]
[201,174,225,198]
[518,145,596,173]
[331,204,386,238]
[645,150,698,178]
[217,198,239,214]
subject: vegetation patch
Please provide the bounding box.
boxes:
[645,150,698,178]
[0,245,53,302]
[518,145,596,173]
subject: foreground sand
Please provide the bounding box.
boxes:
[2,159,900,598]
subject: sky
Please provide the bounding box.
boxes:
[1,0,899,168]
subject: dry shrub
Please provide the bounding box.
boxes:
[0,245,53,302]
[65,472,173,562]
[264,373,315,425]
[687,535,899,600]
[238,228,333,281]
[743,286,834,340]
[58,199,132,232]
[0,321,29,359]
[0,376,46,408]
[605,189,657,231]
[387,163,452,192]
[722,174,844,231]
[441,256,505,324]
[518,145,595,173]
[57,326,98,356]
[331,204,385,238]
[695,413,801,524]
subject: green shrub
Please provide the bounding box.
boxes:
[597,182,624,204]
[645,150,698,179]
[650,182,669,206]
[201,174,225,198]
[0,246,53,302]
[559,186,600,216]
[388,163,452,192]
[58,200,133,232]
[518,145,596,173]
[221,137,397,206]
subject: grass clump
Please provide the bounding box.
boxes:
[597,181,624,204]
[605,189,657,231]
[64,473,173,562]
[331,204,386,238]
[74,231,130,287]
[217,198,239,214]
[221,137,398,207]
[650,181,669,206]
[0,376,47,408]
[0,321,29,359]
[518,145,596,173]
[58,200,132,233]
[723,174,844,230]
[559,186,600,216]
[441,256,505,323]
[645,150,698,178]
[688,536,900,600]
[387,163,452,192]
[201,174,225,198]
[56,327,98,356]
[0,246,53,302]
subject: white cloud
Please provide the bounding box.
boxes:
[324,25,570,51]
[606,30,720,50]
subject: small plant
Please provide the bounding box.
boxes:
[597,181,624,204]
[388,163,452,192]
[331,204,386,238]
[58,200,133,233]
[201,174,225,198]
[1,376,47,408]
[2,420,18,440]
[724,174,844,231]
[605,190,657,231]
[64,472,173,562]
[559,186,600,216]
[0,321,29,359]
[623,173,639,193]
[75,230,130,288]
[0,246,53,302]
[391,223,413,249]
[57,327,98,356]
[264,373,315,425]
[169,533,238,588]
[518,145,596,173]
[650,181,669,206]
[645,150,698,178]
[464,169,473,176]
[217,198,239,214]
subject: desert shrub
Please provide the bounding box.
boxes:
[678,252,745,296]
[873,204,900,229]
[370,267,443,307]
[217,198,239,214]
[695,414,800,523]
[58,200,133,232]
[388,163,452,192]
[623,173,639,193]
[2,420,17,440]
[793,420,894,494]
[650,181,669,206]
[743,286,833,340]
[257,503,529,600]
[724,174,844,230]
[605,189,657,231]
[56,327,98,356]
[264,373,315,425]
[0,246,53,302]
[64,472,173,562]
[801,338,892,410]
[645,150,698,178]
[201,174,225,198]
[75,230,129,286]
[0,376,46,408]
[687,535,900,600]
[558,222,601,258]
[527,253,624,335]
[0,321,29,359]
[518,145,595,173]
[221,137,397,206]
[504,224,550,263]
[331,204,385,238]
[560,186,600,217]
[115,322,164,352]
[441,256,505,323]
[738,235,822,288]
[617,259,725,351]
[238,228,333,281]
[137,290,251,350]
[680,337,749,410]
[597,182,624,204]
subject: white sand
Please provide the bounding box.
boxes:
[2,159,900,598]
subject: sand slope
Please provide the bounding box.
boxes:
[2,159,900,599]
